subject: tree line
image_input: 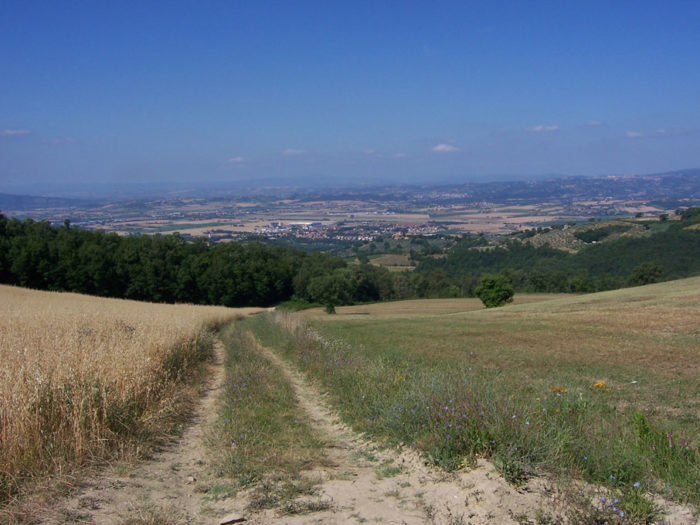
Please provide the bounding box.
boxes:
[1,209,699,308]
[0,214,403,307]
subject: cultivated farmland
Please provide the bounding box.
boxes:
[0,284,248,504]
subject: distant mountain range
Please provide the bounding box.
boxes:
[0,193,99,211]
[274,169,700,206]
[1,169,699,210]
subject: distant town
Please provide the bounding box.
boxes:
[1,169,698,247]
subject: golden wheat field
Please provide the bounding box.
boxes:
[0,284,251,496]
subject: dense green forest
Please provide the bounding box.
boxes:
[0,214,396,307]
[1,209,699,307]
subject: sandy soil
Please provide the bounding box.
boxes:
[49,339,233,524]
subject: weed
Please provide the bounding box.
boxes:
[247,475,321,513]
[375,462,403,479]
[494,451,529,486]
[202,483,237,501]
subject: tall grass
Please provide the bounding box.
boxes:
[0,285,239,502]
[252,300,699,520]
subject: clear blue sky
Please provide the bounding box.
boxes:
[1,1,699,193]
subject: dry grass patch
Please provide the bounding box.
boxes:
[300,294,562,319]
[0,285,248,503]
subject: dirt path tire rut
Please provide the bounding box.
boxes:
[53,338,232,524]
[236,337,562,525]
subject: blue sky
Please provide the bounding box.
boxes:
[1,1,699,194]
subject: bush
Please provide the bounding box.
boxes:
[628,262,663,286]
[475,274,514,308]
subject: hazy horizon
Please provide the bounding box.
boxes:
[2,2,699,193]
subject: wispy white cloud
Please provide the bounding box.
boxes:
[627,128,692,139]
[227,156,245,163]
[654,128,692,137]
[283,148,306,156]
[1,128,30,137]
[526,124,559,132]
[432,143,459,153]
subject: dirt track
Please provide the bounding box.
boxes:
[51,339,233,524]
[50,334,697,524]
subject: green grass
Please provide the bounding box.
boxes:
[247,279,700,514]
[210,320,325,510]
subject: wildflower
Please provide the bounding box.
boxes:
[633,482,640,488]
[593,381,606,389]
[536,397,541,402]
[512,414,517,419]
[231,441,236,448]
[610,474,616,480]
[525,421,530,426]
[619,511,625,518]
[584,456,588,461]
[600,497,606,503]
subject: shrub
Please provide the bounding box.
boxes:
[475,274,514,308]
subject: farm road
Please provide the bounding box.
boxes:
[230,336,563,524]
[51,332,561,524]
[50,338,234,524]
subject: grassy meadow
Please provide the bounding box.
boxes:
[250,278,699,520]
[0,284,245,502]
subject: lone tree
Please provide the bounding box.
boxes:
[475,274,514,308]
[628,262,663,286]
